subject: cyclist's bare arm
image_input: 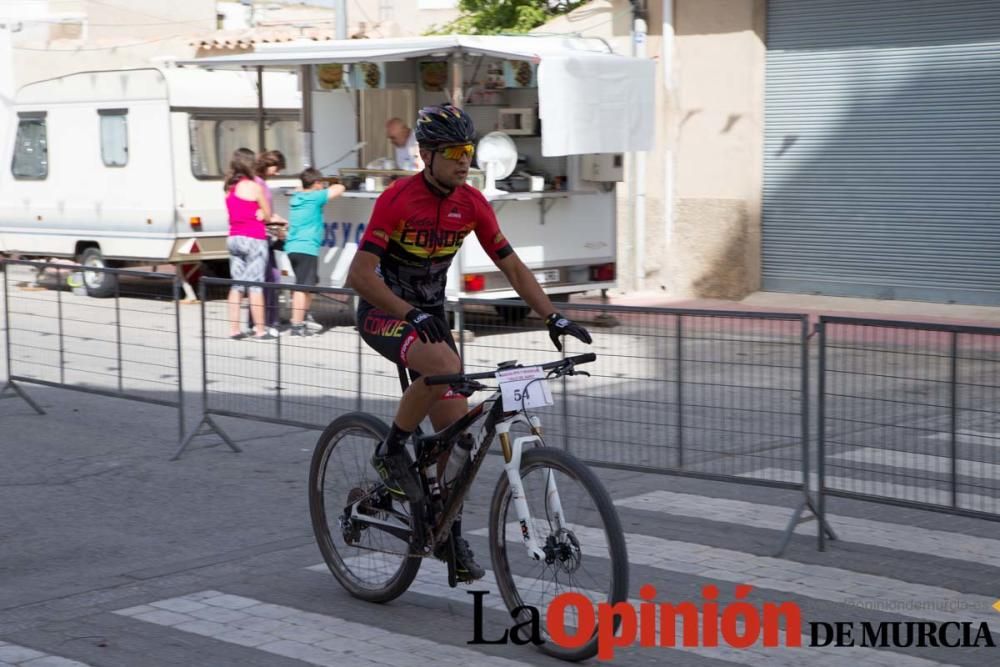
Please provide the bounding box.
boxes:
[494,252,558,319]
[346,250,414,320]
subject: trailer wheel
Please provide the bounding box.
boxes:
[79,247,118,298]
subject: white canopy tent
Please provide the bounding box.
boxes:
[178,35,654,156]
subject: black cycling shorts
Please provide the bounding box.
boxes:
[288,252,319,286]
[357,300,458,385]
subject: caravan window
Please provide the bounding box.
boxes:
[99,109,128,167]
[188,115,303,179]
[11,114,48,180]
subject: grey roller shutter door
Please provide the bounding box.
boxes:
[763,0,1000,305]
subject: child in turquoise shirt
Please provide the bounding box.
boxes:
[286,168,345,336]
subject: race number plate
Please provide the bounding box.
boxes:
[533,269,560,284]
[496,366,554,411]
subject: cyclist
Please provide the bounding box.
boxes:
[346,103,592,581]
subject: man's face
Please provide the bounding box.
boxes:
[386,122,408,147]
[422,144,473,190]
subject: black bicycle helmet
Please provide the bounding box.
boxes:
[415,103,476,147]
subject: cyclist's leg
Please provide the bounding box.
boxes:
[358,302,462,431]
[394,339,462,431]
[358,303,459,499]
[357,303,483,578]
[408,347,485,580]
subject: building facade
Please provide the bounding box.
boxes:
[545,0,1000,306]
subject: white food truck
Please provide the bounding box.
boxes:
[0,67,303,297]
[183,35,654,318]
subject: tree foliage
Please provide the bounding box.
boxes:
[426,0,588,36]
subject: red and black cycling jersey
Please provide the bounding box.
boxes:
[358,173,514,308]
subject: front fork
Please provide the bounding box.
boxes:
[497,417,567,561]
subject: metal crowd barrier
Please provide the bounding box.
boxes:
[1,259,185,444]
[176,276,374,458]
[11,259,1000,554]
[817,315,1000,547]
[455,298,831,554]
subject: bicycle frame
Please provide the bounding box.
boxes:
[350,379,569,564]
[415,389,568,562]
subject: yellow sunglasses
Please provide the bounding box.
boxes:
[438,143,475,160]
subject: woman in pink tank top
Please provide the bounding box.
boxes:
[224,149,274,340]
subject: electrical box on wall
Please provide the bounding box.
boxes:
[580,153,624,182]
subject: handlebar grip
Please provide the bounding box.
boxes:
[423,373,465,386]
[567,352,597,365]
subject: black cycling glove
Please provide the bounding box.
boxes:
[545,312,592,352]
[405,308,451,344]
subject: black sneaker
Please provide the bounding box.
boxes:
[436,535,486,582]
[370,445,423,502]
[290,324,312,337]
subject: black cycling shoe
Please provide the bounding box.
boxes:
[370,445,423,502]
[436,536,486,582]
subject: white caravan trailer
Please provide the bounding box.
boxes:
[183,35,654,318]
[0,67,301,297]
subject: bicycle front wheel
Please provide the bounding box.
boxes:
[489,447,628,662]
[309,412,421,603]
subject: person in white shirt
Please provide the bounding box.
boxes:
[385,118,424,171]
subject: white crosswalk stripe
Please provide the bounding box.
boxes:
[0,641,92,667]
[465,524,995,626]
[740,469,1000,514]
[306,558,960,667]
[613,489,1000,568]
[113,590,527,667]
[829,448,1000,482]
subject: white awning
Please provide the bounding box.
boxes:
[177,35,612,68]
[177,35,655,155]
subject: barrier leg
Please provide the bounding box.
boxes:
[173,414,241,460]
[774,494,838,557]
[0,380,45,414]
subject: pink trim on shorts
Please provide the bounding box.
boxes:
[399,330,419,365]
[398,327,463,399]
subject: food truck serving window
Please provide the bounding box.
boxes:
[188,114,303,178]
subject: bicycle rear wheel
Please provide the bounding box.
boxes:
[309,412,421,603]
[489,447,628,662]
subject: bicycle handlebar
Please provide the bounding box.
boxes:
[423,352,597,387]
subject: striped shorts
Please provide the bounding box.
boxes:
[227,235,269,294]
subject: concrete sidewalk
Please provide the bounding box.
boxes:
[577,289,1000,327]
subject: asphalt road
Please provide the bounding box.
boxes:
[2,265,999,666]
